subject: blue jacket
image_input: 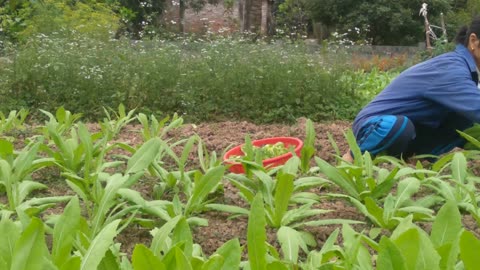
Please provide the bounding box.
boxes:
[353,44,480,136]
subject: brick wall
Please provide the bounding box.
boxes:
[185,3,239,33]
[164,0,241,34]
[163,0,265,34]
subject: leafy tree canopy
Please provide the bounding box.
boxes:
[307,0,453,45]
[1,0,119,42]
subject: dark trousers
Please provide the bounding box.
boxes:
[356,113,470,158]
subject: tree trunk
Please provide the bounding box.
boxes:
[267,0,275,35]
[239,0,244,31]
[260,0,268,35]
[242,0,251,32]
[179,0,186,33]
[424,19,432,52]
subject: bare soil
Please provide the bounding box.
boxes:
[113,118,360,256]
[21,119,480,257]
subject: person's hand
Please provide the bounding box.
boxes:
[342,150,354,163]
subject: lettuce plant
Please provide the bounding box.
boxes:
[0,138,69,218]
[136,112,183,142]
[130,215,241,270]
[100,104,137,140]
[0,199,123,270]
[40,107,82,139]
[0,108,28,135]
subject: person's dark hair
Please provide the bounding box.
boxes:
[456,16,480,46]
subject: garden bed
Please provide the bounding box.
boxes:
[4,114,480,268]
[30,118,480,257]
[112,118,357,255]
[34,118,356,256]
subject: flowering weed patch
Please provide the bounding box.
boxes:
[0,35,394,123]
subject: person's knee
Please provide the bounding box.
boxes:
[386,116,415,156]
[397,117,415,145]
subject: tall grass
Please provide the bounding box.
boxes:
[0,34,392,123]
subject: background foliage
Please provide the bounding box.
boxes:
[0,0,477,123]
[2,0,479,45]
[0,34,391,123]
[306,0,454,45]
[0,0,119,42]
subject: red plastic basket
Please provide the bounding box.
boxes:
[223,137,303,174]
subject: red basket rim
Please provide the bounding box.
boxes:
[223,137,303,165]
